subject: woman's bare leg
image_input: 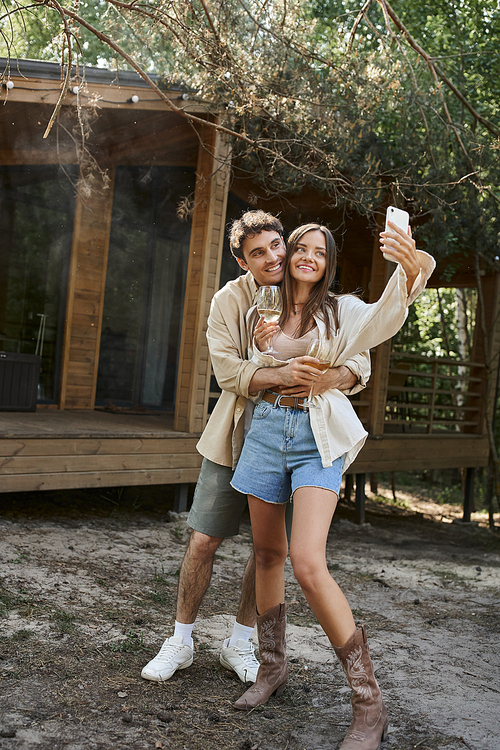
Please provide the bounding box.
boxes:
[247,495,288,614]
[289,487,355,647]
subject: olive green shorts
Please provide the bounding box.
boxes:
[187,458,248,538]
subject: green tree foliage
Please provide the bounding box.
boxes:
[1,0,499,266]
[310,1,500,263]
[0,0,104,63]
[394,288,476,358]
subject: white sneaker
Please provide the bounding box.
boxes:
[141,636,194,682]
[219,638,260,683]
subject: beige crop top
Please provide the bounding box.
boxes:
[271,326,319,361]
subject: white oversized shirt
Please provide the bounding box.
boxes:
[248,250,436,471]
[196,273,371,468]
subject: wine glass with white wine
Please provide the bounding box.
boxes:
[256,286,282,354]
[306,339,331,406]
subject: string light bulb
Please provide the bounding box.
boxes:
[5,80,14,89]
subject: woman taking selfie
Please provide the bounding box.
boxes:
[230,221,435,750]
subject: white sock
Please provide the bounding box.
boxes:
[174,620,194,645]
[229,621,254,647]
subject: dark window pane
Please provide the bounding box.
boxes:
[0,165,76,403]
[96,166,195,410]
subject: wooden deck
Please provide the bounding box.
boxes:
[346,433,489,474]
[344,432,489,524]
[0,409,489,496]
[0,410,202,493]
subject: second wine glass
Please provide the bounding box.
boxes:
[256,286,282,354]
[306,339,331,406]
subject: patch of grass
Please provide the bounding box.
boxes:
[349,571,374,582]
[149,563,173,606]
[100,487,124,511]
[0,583,34,616]
[149,590,170,605]
[12,551,31,564]
[434,569,460,582]
[153,563,169,585]
[108,628,146,653]
[372,493,409,510]
[11,628,34,641]
[52,610,76,634]
[0,583,14,614]
[104,609,121,621]
[433,485,462,506]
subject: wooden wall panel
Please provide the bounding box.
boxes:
[0,467,201,493]
[59,169,115,409]
[346,434,489,474]
[465,273,500,434]
[0,430,202,493]
[174,123,231,433]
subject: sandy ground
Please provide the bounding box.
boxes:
[0,486,499,750]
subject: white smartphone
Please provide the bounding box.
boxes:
[383,205,409,261]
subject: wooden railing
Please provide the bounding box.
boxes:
[382,352,485,434]
[208,352,486,438]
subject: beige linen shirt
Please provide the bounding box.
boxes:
[196,272,371,469]
[247,250,436,471]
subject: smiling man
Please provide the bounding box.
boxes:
[141,211,370,686]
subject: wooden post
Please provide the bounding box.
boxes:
[344,473,354,503]
[355,473,366,524]
[463,467,475,522]
[59,169,115,409]
[466,274,500,434]
[174,122,231,434]
[174,484,189,513]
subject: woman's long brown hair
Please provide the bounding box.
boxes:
[279,223,339,339]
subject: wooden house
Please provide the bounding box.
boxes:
[0,59,498,519]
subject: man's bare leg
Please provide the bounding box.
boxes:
[142,530,260,684]
[178,533,257,628]
[176,530,223,623]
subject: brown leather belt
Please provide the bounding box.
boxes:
[262,390,308,411]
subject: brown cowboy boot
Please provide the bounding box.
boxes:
[233,602,288,710]
[334,627,389,750]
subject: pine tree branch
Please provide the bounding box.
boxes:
[378,0,500,138]
[35,0,353,193]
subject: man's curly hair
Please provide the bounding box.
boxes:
[229,210,284,261]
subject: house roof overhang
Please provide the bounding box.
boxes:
[0,57,214,167]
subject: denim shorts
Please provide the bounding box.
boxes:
[230,400,344,504]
